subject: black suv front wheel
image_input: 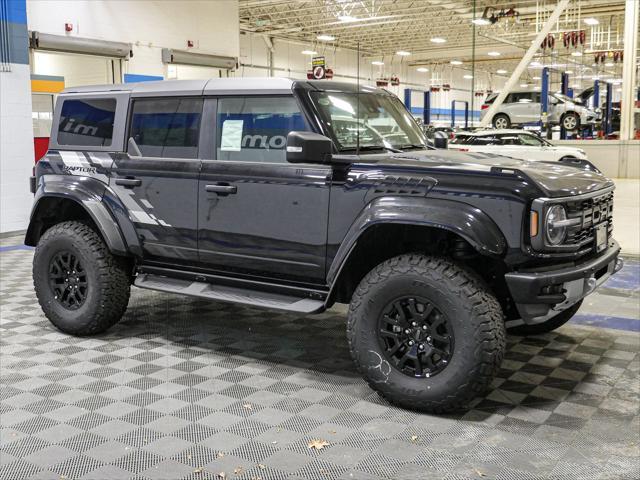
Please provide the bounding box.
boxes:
[347,254,505,413]
[33,221,131,336]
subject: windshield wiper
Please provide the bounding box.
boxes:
[353,145,403,153]
[398,144,427,150]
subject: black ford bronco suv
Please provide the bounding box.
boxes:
[26,78,622,412]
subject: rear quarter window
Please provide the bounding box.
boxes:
[57,98,116,146]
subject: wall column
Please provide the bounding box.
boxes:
[619,0,639,141]
[1,0,34,233]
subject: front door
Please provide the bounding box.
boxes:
[110,96,203,263]
[197,96,331,284]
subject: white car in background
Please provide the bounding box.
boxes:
[449,129,589,162]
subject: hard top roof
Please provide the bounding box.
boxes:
[61,77,388,97]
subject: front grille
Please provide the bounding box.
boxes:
[564,191,614,248]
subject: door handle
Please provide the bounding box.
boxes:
[115,177,142,188]
[206,183,237,195]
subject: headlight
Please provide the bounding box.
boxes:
[545,205,567,245]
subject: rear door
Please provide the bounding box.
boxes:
[507,93,536,123]
[109,96,203,263]
[197,95,331,284]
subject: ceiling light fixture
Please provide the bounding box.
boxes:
[430,37,446,44]
[604,62,614,67]
[571,51,582,57]
[487,51,501,57]
[584,18,599,26]
[450,60,463,65]
[416,67,429,72]
[338,15,358,22]
[317,34,335,41]
[565,70,573,74]
[371,61,384,66]
[496,69,508,74]
[396,50,411,56]
[301,50,318,55]
[533,76,541,80]
[463,74,473,79]
[520,83,528,87]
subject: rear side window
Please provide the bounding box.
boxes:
[450,134,471,144]
[484,94,497,105]
[473,136,500,145]
[216,96,307,163]
[57,98,116,146]
[129,98,203,158]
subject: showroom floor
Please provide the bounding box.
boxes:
[1,179,639,480]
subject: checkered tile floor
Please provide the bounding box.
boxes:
[1,244,639,480]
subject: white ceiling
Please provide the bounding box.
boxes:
[239,0,632,80]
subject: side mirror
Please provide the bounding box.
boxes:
[433,132,448,149]
[286,131,333,164]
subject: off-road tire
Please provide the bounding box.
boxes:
[507,300,583,336]
[561,112,580,131]
[492,113,511,129]
[347,254,506,413]
[33,221,130,335]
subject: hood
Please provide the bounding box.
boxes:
[347,149,612,198]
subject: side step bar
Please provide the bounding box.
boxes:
[134,273,326,314]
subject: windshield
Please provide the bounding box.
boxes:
[310,92,427,151]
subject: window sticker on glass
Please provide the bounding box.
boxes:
[220,120,244,151]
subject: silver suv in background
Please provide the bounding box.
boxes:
[480,91,598,131]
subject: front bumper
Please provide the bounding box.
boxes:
[505,240,623,324]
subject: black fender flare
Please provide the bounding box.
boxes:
[326,196,507,286]
[25,176,136,256]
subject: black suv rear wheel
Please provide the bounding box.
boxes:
[347,254,505,413]
[33,221,131,336]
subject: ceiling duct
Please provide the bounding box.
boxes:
[29,32,132,58]
[161,48,237,70]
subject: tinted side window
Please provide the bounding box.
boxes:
[498,135,521,145]
[473,136,499,145]
[216,96,307,163]
[450,134,471,144]
[129,98,202,159]
[518,134,543,146]
[57,98,116,146]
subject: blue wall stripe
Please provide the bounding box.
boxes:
[31,73,65,82]
[0,244,33,252]
[410,106,481,119]
[124,73,164,83]
[0,19,29,65]
[570,313,639,333]
[0,0,27,25]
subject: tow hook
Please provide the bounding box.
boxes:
[614,257,624,273]
[585,277,597,294]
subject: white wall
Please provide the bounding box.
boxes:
[26,0,239,79]
[553,140,640,179]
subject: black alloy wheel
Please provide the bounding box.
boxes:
[378,296,454,378]
[48,251,88,310]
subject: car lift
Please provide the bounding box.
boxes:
[541,67,583,140]
[451,100,469,129]
[404,88,431,124]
